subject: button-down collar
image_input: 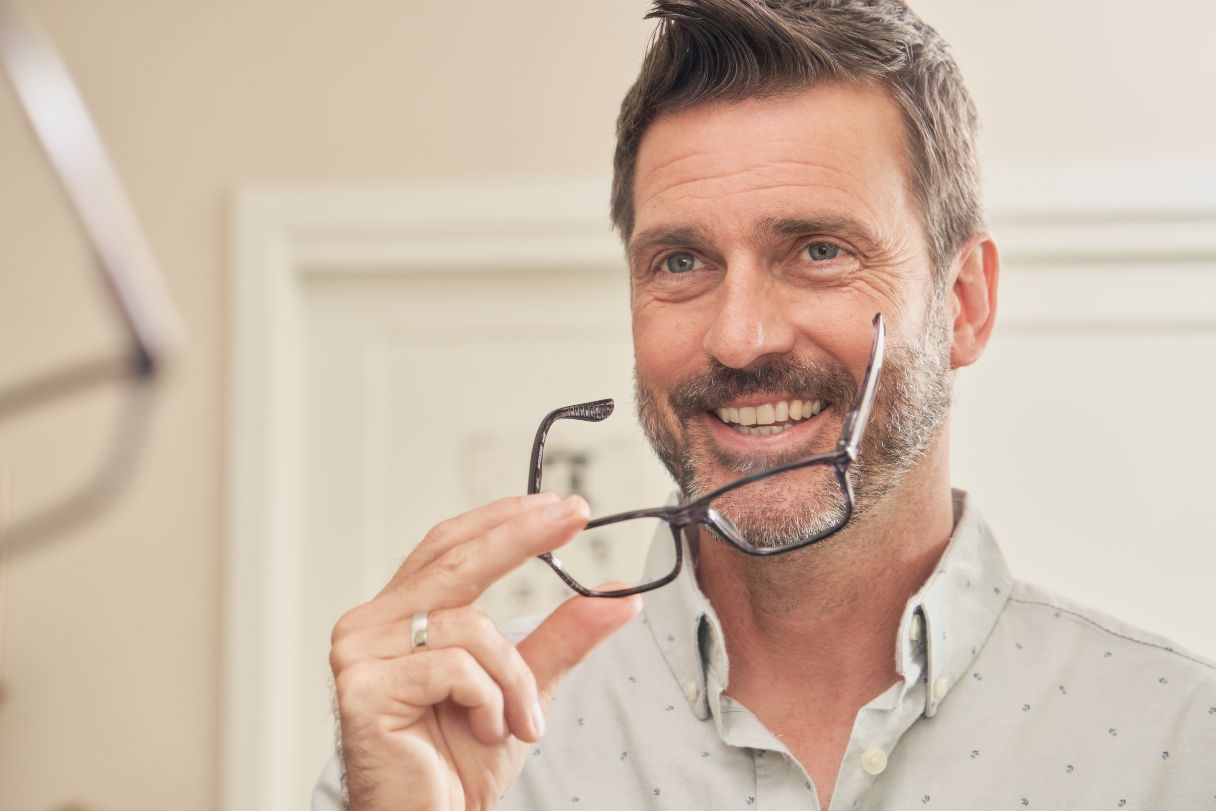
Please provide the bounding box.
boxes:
[641,489,1013,722]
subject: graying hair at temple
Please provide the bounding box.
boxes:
[610,0,985,283]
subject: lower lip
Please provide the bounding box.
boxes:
[703,405,833,449]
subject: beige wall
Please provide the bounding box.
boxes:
[0,1,1212,810]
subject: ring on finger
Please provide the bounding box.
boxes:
[410,611,430,651]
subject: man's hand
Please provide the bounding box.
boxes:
[329,492,642,811]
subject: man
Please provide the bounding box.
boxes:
[315,1,1216,808]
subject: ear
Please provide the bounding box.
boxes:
[946,234,1000,369]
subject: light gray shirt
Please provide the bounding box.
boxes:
[313,491,1216,809]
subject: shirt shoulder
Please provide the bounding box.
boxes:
[977,578,1216,763]
[1003,578,1216,681]
[894,579,1216,806]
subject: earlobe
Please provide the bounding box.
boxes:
[948,235,1000,369]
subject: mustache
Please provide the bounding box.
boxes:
[666,354,859,418]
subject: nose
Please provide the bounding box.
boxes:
[701,261,797,370]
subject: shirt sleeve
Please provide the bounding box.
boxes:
[310,754,346,811]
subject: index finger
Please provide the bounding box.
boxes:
[372,495,590,620]
[385,491,560,589]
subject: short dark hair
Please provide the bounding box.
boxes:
[611,0,983,279]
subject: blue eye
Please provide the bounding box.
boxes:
[664,252,698,273]
[806,242,840,261]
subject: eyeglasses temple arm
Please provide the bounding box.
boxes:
[527,399,614,494]
[838,313,885,460]
[0,4,184,378]
[584,504,678,530]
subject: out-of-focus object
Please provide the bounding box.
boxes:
[0,470,8,704]
[0,1,183,553]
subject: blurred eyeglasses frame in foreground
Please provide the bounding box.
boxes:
[527,313,885,598]
[0,3,183,554]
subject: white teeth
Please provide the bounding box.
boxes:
[714,398,828,428]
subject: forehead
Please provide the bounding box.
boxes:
[631,82,915,244]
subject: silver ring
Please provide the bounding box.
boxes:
[410,611,430,651]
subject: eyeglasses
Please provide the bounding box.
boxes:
[526,313,885,598]
[0,5,183,554]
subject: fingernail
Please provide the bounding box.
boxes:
[521,492,559,508]
[544,496,582,521]
[531,699,546,737]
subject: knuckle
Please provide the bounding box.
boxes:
[422,517,457,548]
[502,648,536,696]
[330,604,371,644]
[328,636,359,675]
[448,645,478,675]
[431,544,476,586]
[470,607,499,637]
[448,604,496,638]
[490,635,531,690]
[444,647,482,687]
[334,661,379,706]
[443,540,477,570]
[446,607,532,693]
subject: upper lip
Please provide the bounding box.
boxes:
[714,393,813,409]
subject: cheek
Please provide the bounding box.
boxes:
[632,300,709,392]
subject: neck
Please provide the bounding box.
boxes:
[694,440,955,708]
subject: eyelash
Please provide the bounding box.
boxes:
[802,240,850,261]
[647,240,853,280]
[652,250,704,276]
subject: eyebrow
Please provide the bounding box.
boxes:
[627,224,715,271]
[751,215,886,253]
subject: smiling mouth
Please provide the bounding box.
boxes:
[713,398,828,437]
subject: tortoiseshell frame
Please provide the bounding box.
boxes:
[527,313,886,598]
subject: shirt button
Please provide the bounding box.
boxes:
[909,613,924,643]
[860,748,888,775]
[933,676,949,700]
[684,681,700,702]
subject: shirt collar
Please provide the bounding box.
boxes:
[912,489,1012,716]
[640,515,718,720]
[640,488,1012,720]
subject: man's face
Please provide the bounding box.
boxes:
[629,83,954,545]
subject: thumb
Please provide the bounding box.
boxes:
[517,588,642,703]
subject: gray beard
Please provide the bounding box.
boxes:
[635,302,953,549]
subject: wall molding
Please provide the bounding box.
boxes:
[223,165,1216,811]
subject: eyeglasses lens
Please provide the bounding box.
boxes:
[704,461,847,552]
[548,517,678,593]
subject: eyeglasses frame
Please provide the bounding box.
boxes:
[526,312,886,598]
[0,6,183,553]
